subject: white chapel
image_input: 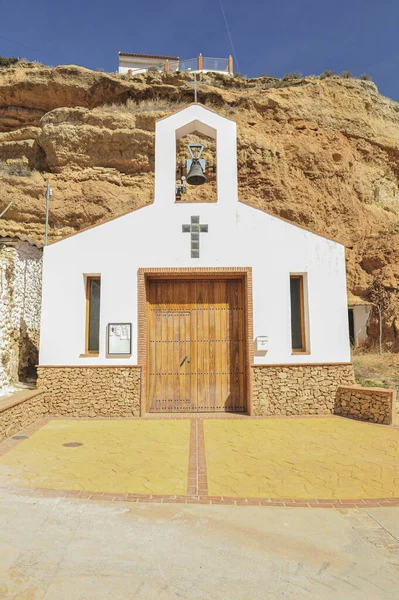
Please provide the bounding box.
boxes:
[38,104,354,416]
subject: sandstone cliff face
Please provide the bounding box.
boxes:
[0,63,398,347]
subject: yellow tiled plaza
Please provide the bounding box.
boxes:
[204,417,399,499]
[0,420,191,495]
[0,416,398,500]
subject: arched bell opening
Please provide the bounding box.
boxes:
[175,130,217,203]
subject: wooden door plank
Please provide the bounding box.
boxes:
[166,282,174,407]
[227,279,240,410]
[147,289,156,412]
[147,277,246,414]
[223,279,232,411]
[208,281,216,411]
[238,279,246,411]
[187,281,197,411]
[213,280,224,411]
[197,280,210,411]
[153,282,163,411]
[172,281,181,409]
[196,280,204,410]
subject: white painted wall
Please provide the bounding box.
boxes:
[352,305,371,346]
[118,55,178,75]
[39,105,350,366]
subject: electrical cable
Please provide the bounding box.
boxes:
[219,0,240,73]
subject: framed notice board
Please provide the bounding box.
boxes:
[107,323,132,355]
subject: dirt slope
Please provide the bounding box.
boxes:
[0,63,398,347]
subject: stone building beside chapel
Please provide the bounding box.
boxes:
[0,234,42,392]
[37,104,355,416]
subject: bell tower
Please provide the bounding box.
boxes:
[154,104,238,209]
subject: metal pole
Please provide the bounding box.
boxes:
[44,180,52,246]
[0,201,13,219]
[194,72,197,103]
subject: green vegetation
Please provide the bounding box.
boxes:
[103,97,187,114]
[0,55,20,67]
[283,72,302,80]
[355,377,389,389]
[352,350,399,392]
[320,69,336,79]
[369,273,391,356]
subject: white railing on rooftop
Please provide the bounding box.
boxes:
[202,57,229,72]
[123,55,233,76]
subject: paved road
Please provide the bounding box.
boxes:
[1,491,398,599]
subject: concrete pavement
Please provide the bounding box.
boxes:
[0,491,398,599]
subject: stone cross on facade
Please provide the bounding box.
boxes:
[182,216,208,258]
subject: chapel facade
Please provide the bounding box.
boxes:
[37,105,355,416]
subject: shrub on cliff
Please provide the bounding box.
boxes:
[0,161,32,177]
[320,70,336,79]
[0,55,19,67]
[283,72,302,80]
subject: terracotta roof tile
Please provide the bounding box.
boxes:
[0,231,43,248]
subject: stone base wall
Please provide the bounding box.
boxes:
[335,385,395,425]
[251,364,355,416]
[37,366,141,417]
[0,391,48,442]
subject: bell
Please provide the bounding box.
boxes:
[186,159,206,186]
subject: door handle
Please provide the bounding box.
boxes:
[180,356,188,367]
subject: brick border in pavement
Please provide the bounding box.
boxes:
[0,416,398,509]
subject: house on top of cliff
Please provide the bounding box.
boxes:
[38,103,354,417]
[118,52,179,75]
[0,233,42,394]
[118,53,234,76]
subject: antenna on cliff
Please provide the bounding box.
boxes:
[44,180,52,246]
[194,72,198,103]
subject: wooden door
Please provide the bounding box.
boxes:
[147,281,196,412]
[147,279,246,412]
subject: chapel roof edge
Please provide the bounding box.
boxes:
[46,200,345,248]
[47,202,152,246]
[238,201,345,247]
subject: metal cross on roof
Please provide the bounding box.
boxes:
[182,216,208,258]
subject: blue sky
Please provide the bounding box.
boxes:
[1,0,398,100]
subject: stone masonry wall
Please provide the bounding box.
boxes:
[335,385,395,425]
[0,241,42,391]
[0,391,48,442]
[251,364,355,416]
[36,366,141,417]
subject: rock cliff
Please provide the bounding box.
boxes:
[0,63,398,347]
